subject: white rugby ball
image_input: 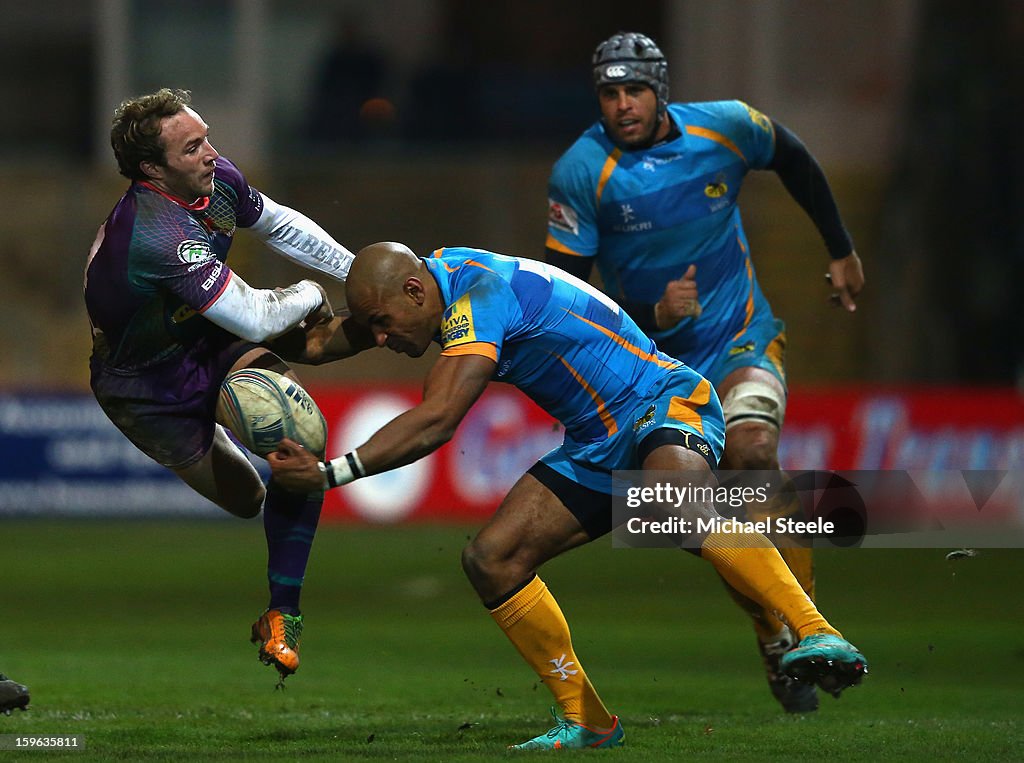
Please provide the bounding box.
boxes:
[216,368,327,456]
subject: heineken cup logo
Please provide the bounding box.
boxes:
[176,239,212,264]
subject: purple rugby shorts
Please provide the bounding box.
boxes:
[91,332,258,469]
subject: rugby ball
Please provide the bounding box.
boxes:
[216,369,327,456]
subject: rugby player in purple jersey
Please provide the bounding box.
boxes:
[84,88,372,682]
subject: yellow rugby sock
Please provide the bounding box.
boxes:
[701,522,839,640]
[726,544,816,642]
[744,480,817,636]
[490,575,613,729]
[720,579,788,643]
[780,544,815,602]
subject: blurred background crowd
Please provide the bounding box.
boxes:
[1,0,1021,389]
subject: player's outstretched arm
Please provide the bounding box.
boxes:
[767,119,864,310]
[249,192,355,283]
[269,313,376,365]
[203,272,328,342]
[268,353,496,492]
[353,352,495,474]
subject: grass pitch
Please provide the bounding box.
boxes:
[2,520,1022,760]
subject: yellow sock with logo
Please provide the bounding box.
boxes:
[701,521,839,640]
[489,575,614,729]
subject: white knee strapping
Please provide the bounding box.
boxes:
[721,380,786,431]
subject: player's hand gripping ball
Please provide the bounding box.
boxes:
[217,369,326,456]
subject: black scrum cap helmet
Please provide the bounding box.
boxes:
[592,31,669,116]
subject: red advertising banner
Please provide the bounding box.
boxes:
[307,384,1024,523]
[781,387,1024,471]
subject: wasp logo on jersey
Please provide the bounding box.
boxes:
[705,173,729,199]
[633,404,657,432]
[441,294,478,346]
[548,199,580,236]
[729,341,756,356]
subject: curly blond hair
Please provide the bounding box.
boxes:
[110,88,192,180]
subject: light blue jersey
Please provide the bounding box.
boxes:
[423,248,724,489]
[547,100,785,385]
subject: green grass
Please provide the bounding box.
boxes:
[1,520,1022,760]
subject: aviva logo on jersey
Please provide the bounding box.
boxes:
[441,294,478,346]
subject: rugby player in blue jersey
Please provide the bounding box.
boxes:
[85,88,371,682]
[268,242,868,750]
[544,32,866,713]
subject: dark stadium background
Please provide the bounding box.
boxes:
[1,1,1021,759]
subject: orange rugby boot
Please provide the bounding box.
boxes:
[250,609,303,679]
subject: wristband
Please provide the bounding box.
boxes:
[319,450,366,490]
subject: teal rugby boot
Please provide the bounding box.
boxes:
[509,708,624,751]
[780,633,868,698]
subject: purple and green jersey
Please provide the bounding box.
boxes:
[85,157,262,374]
[85,158,266,468]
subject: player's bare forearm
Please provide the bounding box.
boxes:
[355,353,495,475]
[270,314,374,365]
[268,353,496,493]
[319,315,376,362]
[354,399,459,473]
[268,396,475,492]
[295,280,334,327]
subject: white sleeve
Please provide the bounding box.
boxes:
[249,192,354,283]
[202,272,323,343]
